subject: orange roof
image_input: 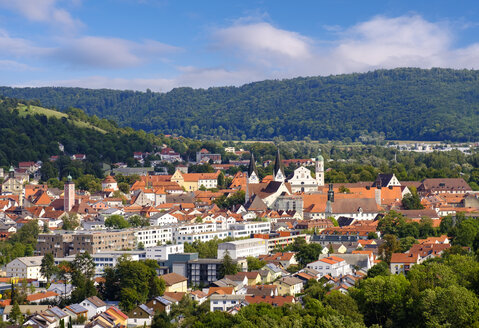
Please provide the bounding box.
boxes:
[207,287,234,296]
[106,306,129,320]
[390,253,419,264]
[163,291,186,302]
[27,291,58,302]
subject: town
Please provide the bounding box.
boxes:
[0,142,478,328]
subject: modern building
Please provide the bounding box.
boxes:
[145,244,184,261]
[217,238,268,260]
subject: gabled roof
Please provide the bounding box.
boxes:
[85,296,106,308]
[159,272,188,286]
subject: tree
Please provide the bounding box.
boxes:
[378,234,400,264]
[219,251,238,278]
[246,257,266,271]
[105,215,130,229]
[40,161,58,182]
[62,214,80,231]
[118,182,130,194]
[324,290,363,323]
[402,188,424,210]
[350,274,410,327]
[40,253,56,286]
[128,215,150,228]
[57,261,72,299]
[291,237,323,267]
[367,262,390,278]
[9,301,22,324]
[418,285,479,327]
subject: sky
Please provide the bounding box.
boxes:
[1,0,479,92]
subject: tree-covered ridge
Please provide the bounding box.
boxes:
[1,68,479,141]
[0,97,156,167]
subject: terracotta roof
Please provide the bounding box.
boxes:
[390,253,419,264]
[163,292,186,302]
[159,272,187,286]
[207,287,235,296]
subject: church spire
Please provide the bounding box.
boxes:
[247,153,259,184]
[273,148,285,182]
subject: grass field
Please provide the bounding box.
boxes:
[16,104,107,134]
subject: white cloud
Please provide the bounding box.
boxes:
[0,30,52,57]
[53,36,181,69]
[0,0,82,30]
[215,22,312,63]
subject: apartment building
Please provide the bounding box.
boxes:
[134,226,174,247]
[36,230,135,256]
[175,230,230,245]
[228,222,271,238]
[145,244,184,261]
[217,238,268,260]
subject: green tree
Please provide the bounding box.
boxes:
[105,215,130,229]
[402,188,424,210]
[418,285,479,328]
[367,262,390,278]
[9,301,22,324]
[118,182,130,194]
[246,257,266,271]
[62,214,80,230]
[219,251,238,278]
[379,234,400,264]
[128,215,150,228]
[350,274,410,327]
[40,253,56,286]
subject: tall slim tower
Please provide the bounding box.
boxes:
[64,175,75,212]
[315,152,324,186]
[273,148,285,182]
[247,153,259,184]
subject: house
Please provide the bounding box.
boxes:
[127,304,155,327]
[274,276,303,296]
[258,252,298,269]
[390,253,420,275]
[105,306,129,326]
[80,296,107,319]
[64,304,88,321]
[209,294,245,312]
[258,270,272,284]
[146,296,173,315]
[48,283,73,298]
[23,312,58,328]
[189,290,208,304]
[245,285,278,297]
[26,291,59,304]
[6,256,45,281]
[261,263,284,281]
[2,305,50,322]
[306,256,352,278]
[225,272,261,286]
[160,272,188,293]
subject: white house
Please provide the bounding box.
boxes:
[210,294,245,312]
[80,296,107,319]
[306,256,352,278]
[149,213,178,226]
[6,256,45,281]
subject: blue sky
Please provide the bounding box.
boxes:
[1,0,479,91]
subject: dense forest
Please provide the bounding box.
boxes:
[0,97,156,167]
[1,68,479,141]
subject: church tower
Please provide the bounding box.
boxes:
[64,175,75,212]
[273,148,285,182]
[247,153,259,184]
[315,152,324,186]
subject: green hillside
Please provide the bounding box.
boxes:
[16,103,106,133]
[0,97,157,167]
[1,68,479,141]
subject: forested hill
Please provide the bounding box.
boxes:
[0,97,156,167]
[1,68,479,142]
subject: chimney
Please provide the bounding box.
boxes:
[375,188,381,206]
